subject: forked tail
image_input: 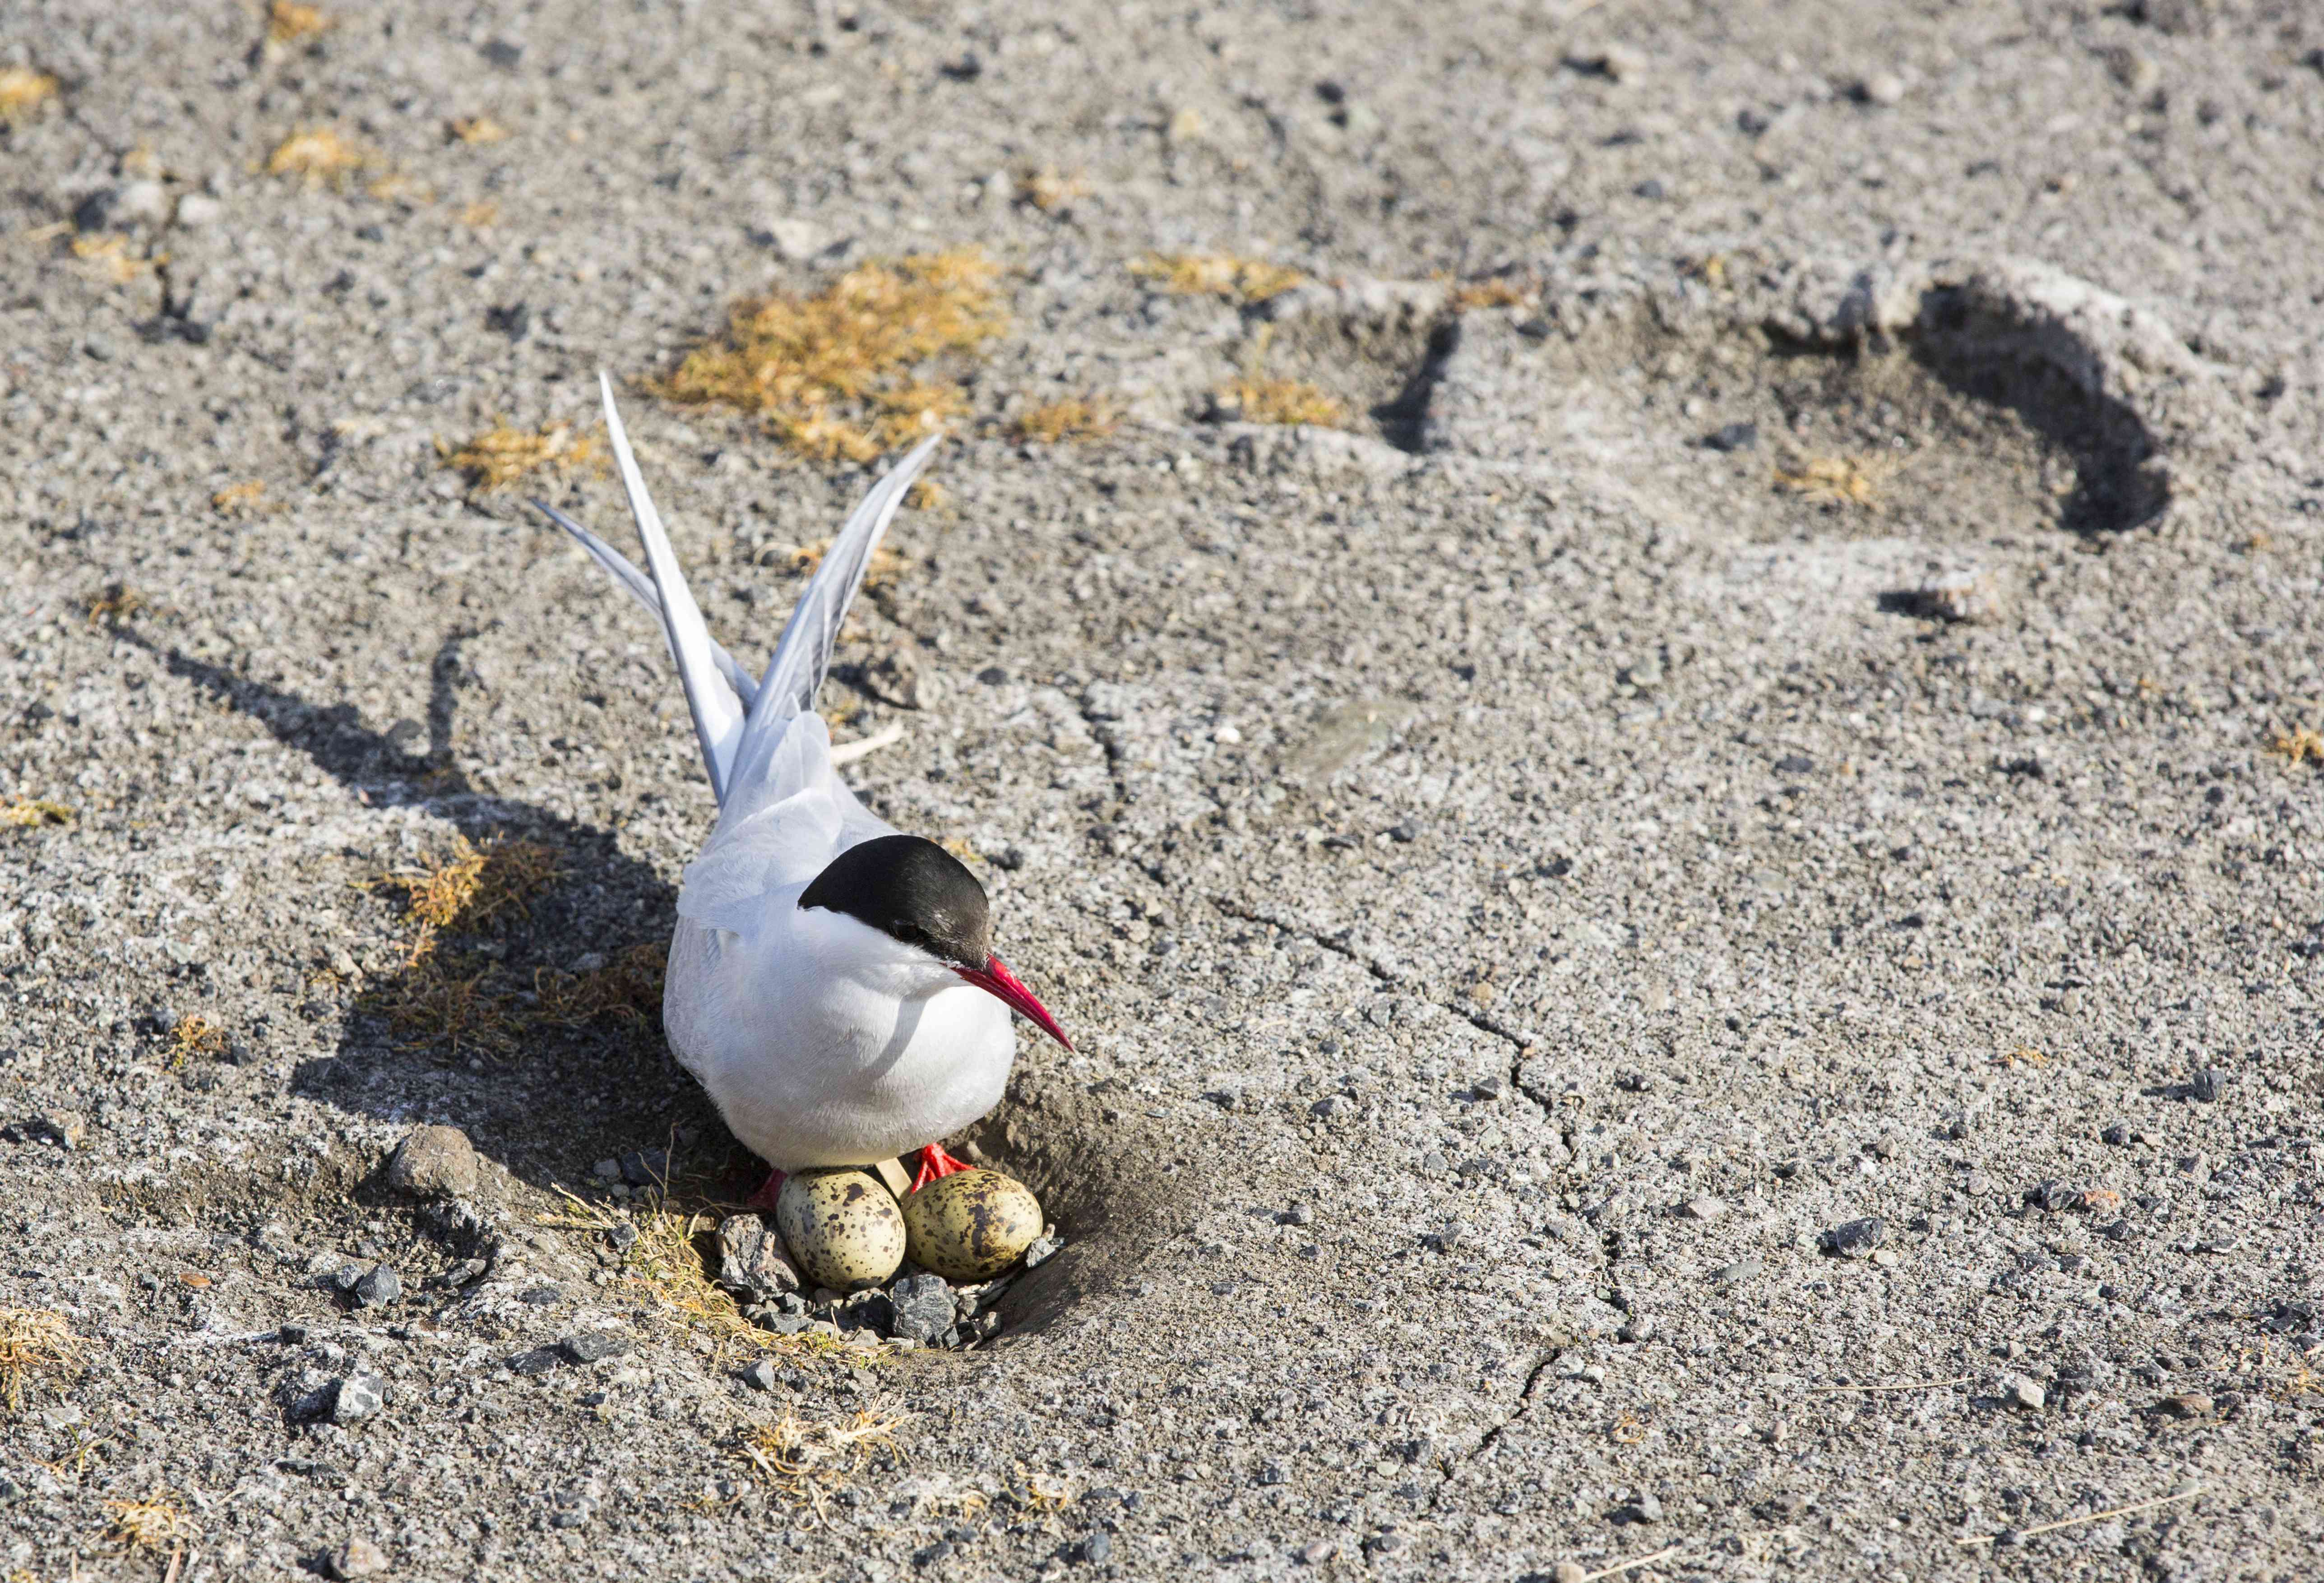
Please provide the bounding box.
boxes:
[530,375,939,807]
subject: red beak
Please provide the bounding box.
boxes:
[953,952,1073,1050]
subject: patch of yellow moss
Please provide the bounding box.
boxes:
[1009,395,1116,444]
[0,65,59,123]
[1130,252,1304,305]
[0,797,73,829]
[2267,726,2324,766]
[70,233,163,286]
[1773,453,1893,509]
[437,421,604,494]
[267,1,330,44]
[448,115,511,144]
[653,249,1007,463]
[1215,375,1346,427]
[211,479,267,518]
[266,126,372,181]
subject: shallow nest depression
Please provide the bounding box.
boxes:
[652,249,1007,463]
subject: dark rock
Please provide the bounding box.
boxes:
[384,1125,478,1199]
[1705,421,1758,452]
[888,1273,955,1344]
[1615,1491,1662,1524]
[518,1284,563,1305]
[2025,1180,2076,1212]
[507,1347,563,1377]
[914,1540,954,1567]
[352,1265,402,1307]
[1077,1531,1114,1564]
[2156,1392,2213,1420]
[484,303,530,342]
[2101,1123,2130,1146]
[1774,754,1815,775]
[1821,1217,1887,1258]
[618,1149,669,1187]
[741,1358,778,1391]
[2188,1068,2224,1103]
[1387,820,1420,843]
[562,1331,628,1364]
[1023,1232,1061,1269]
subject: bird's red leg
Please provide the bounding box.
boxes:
[742,1168,786,1212]
[908,1143,974,1192]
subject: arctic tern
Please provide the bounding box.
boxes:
[532,375,1070,1195]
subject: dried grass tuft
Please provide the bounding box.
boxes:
[0,65,59,123]
[534,942,666,1028]
[1009,396,1115,444]
[1014,166,1086,213]
[211,479,268,518]
[1773,453,1894,509]
[456,199,500,229]
[266,0,330,44]
[1215,375,1346,428]
[653,249,1006,463]
[167,1014,227,1068]
[739,1405,915,1521]
[447,115,511,144]
[87,583,148,625]
[369,833,564,936]
[70,233,163,286]
[437,421,604,493]
[106,1492,196,1550]
[2266,726,2324,766]
[1131,252,1304,304]
[0,1309,83,1412]
[0,797,73,829]
[785,536,912,592]
[1448,276,1532,312]
[265,126,372,181]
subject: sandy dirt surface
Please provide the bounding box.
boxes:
[5,1,2324,1578]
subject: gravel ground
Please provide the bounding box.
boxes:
[6,1,2324,1579]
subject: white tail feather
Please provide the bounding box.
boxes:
[599,373,746,804]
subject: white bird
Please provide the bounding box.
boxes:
[533,375,1070,1196]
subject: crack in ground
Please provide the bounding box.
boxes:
[1072,686,1134,811]
[1426,1347,1556,1516]
[1208,895,1541,1109]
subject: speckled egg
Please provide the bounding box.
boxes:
[901,1168,1044,1282]
[774,1167,907,1292]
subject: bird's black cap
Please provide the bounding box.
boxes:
[799,834,991,967]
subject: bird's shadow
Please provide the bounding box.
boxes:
[135,628,756,1199]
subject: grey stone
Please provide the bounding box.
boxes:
[561,1332,628,1364]
[384,1125,479,1199]
[352,1264,402,1306]
[591,1158,622,1182]
[1706,421,1758,451]
[2005,1375,2046,1411]
[1714,1258,1763,1284]
[1283,1203,1315,1226]
[1822,1218,1887,1258]
[2102,1122,2131,1146]
[1681,1196,1727,1221]
[1077,1530,1114,1564]
[888,1273,955,1344]
[1860,72,1906,106]
[741,1358,779,1391]
[713,1213,801,1301]
[2189,1068,2224,1103]
[330,1373,386,1424]
[1023,1232,1061,1268]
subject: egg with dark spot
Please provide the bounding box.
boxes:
[902,1168,1044,1282]
[774,1166,906,1291]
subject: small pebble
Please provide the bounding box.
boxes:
[1705,421,1758,452]
[2108,47,2162,95]
[741,1358,778,1392]
[506,1347,562,1378]
[1822,1217,1887,1259]
[352,1265,401,1307]
[1861,71,1906,106]
[173,192,223,229]
[1713,1257,1763,1284]
[1077,1531,1113,1564]
[561,1331,628,1364]
[328,1537,390,1580]
[1283,1203,1315,1227]
[2006,1375,2046,1411]
[2157,1392,2213,1420]
[1591,44,1648,83]
[2188,1068,2223,1103]
[329,1372,385,1424]
[1910,568,2006,624]
[1551,1565,1587,1583]
[887,1273,955,1344]
[2101,1123,2130,1146]
[1618,1491,1662,1523]
[1682,1196,1727,1221]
